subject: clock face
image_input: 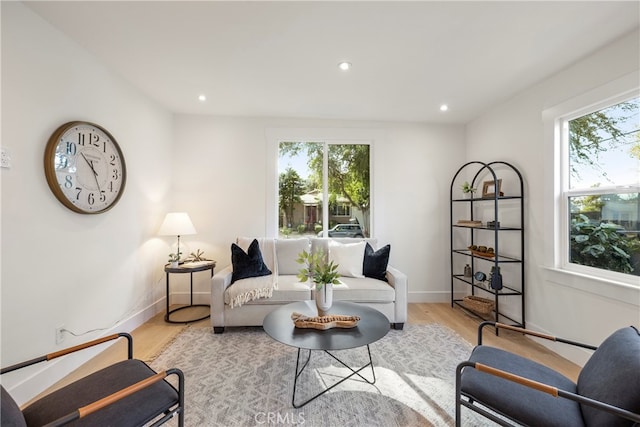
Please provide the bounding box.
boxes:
[44,121,126,214]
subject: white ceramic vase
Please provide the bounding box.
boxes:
[315,282,333,316]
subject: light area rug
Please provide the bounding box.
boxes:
[150,323,496,427]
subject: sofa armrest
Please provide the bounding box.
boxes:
[386,265,408,324]
[211,265,233,328]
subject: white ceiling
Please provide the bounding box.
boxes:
[25,1,639,124]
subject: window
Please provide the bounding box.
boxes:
[277,141,370,238]
[330,203,351,217]
[560,95,639,280]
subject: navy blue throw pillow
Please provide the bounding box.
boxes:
[363,243,390,282]
[231,239,272,284]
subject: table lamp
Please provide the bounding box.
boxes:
[158,212,197,262]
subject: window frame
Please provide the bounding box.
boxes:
[543,71,640,297]
[559,93,640,282]
[266,127,382,239]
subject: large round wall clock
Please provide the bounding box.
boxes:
[44,121,126,214]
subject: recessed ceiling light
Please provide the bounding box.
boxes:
[440,104,449,112]
[198,94,207,102]
[338,62,351,71]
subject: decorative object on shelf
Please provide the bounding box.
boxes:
[461,181,477,196]
[464,264,472,277]
[468,245,495,258]
[290,312,360,330]
[185,249,211,263]
[490,266,503,290]
[473,271,487,282]
[457,220,482,227]
[44,121,127,214]
[482,179,503,198]
[486,221,501,229]
[296,249,341,316]
[158,212,196,263]
[462,295,495,315]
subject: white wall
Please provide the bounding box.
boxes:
[171,115,465,304]
[1,2,174,404]
[466,29,640,364]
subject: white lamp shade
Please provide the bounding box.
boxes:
[158,212,197,236]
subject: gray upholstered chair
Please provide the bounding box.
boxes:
[1,333,184,427]
[456,322,640,427]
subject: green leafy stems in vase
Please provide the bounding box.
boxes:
[296,249,341,290]
[461,181,477,195]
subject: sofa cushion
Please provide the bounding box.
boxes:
[237,237,277,274]
[328,240,366,278]
[363,243,390,282]
[311,237,377,254]
[333,276,395,302]
[276,238,309,275]
[225,275,311,305]
[231,239,272,284]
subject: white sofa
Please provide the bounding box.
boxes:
[211,237,408,333]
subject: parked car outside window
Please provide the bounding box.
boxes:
[318,224,364,238]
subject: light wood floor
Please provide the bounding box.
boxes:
[30,303,581,406]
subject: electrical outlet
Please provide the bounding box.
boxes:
[55,325,65,344]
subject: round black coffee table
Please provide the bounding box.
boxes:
[263,300,390,408]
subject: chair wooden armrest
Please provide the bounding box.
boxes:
[457,361,640,424]
[1,333,132,375]
[477,321,598,350]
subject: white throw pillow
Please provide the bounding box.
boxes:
[328,240,366,278]
[276,238,310,275]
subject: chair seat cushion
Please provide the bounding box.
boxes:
[462,345,584,427]
[22,359,179,427]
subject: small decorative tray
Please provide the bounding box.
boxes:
[291,312,360,330]
[469,249,495,258]
[457,220,482,227]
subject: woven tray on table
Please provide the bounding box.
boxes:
[462,296,495,315]
[290,312,360,330]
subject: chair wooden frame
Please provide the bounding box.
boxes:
[1,333,185,427]
[455,321,640,427]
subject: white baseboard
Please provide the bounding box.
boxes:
[9,298,166,406]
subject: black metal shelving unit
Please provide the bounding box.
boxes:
[450,161,525,331]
